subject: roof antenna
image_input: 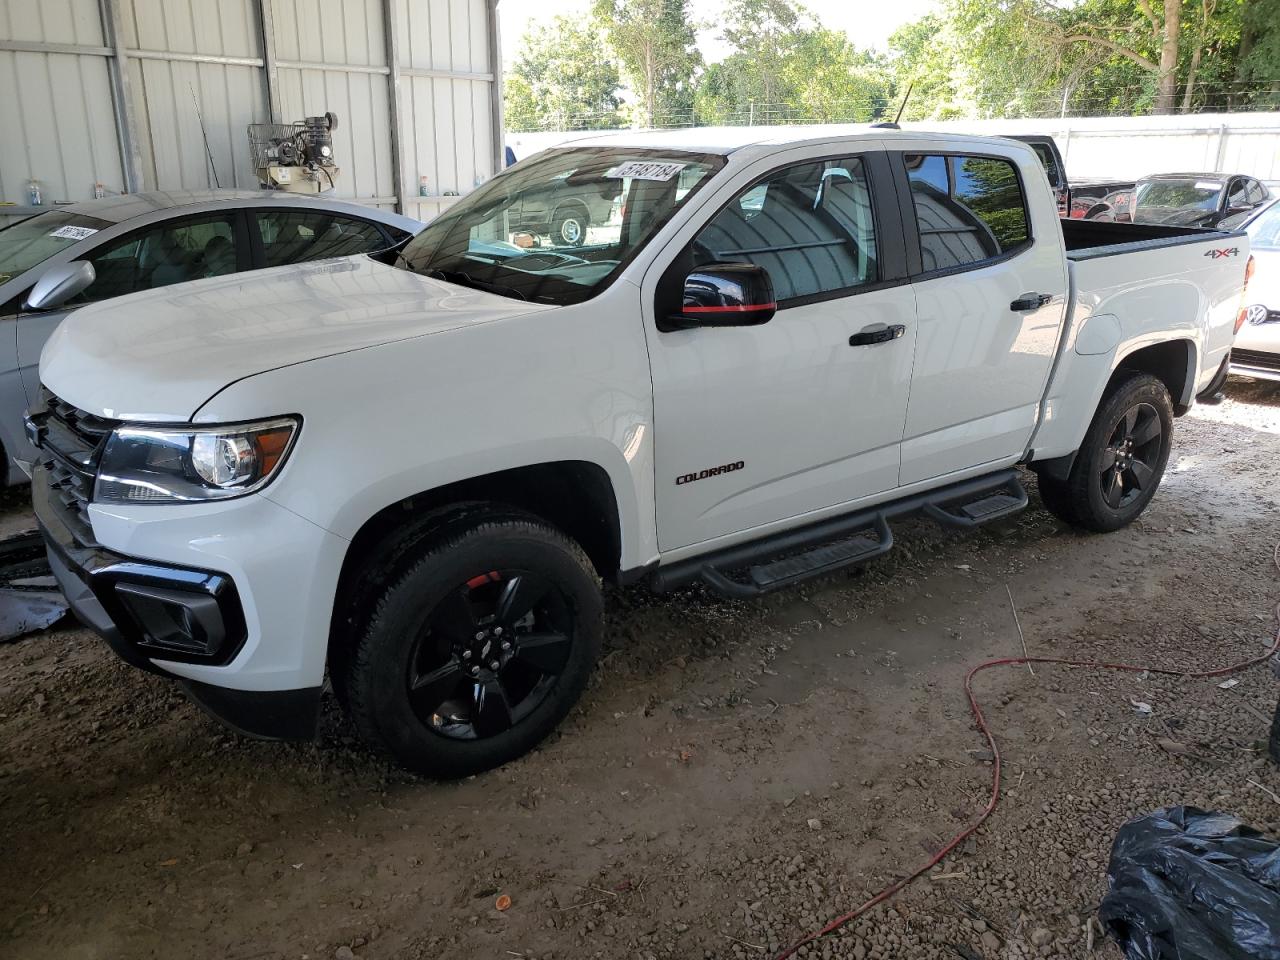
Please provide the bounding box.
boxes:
[872,80,913,130]
[190,83,221,188]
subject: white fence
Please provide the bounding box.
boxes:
[509,112,1280,184]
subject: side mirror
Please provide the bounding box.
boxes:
[666,263,776,330]
[24,260,95,311]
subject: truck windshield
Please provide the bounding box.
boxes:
[396,147,724,304]
[1134,179,1222,211]
[0,211,110,281]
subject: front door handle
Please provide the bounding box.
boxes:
[849,323,906,347]
[1010,292,1054,312]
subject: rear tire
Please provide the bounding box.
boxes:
[1034,372,1173,532]
[344,511,603,777]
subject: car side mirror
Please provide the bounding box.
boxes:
[665,263,776,330]
[24,260,95,311]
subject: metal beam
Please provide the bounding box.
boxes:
[487,0,505,176]
[99,0,144,193]
[0,39,112,57]
[275,59,390,75]
[125,48,264,68]
[401,67,493,82]
[382,0,406,215]
[256,0,282,123]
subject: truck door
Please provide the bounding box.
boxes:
[892,146,1069,485]
[644,147,916,553]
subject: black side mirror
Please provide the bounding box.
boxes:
[665,263,776,330]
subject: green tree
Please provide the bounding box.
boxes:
[886,14,972,120]
[592,0,702,126]
[503,15,625,131]
[694,0,889,123]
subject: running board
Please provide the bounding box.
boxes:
[652,469,1028,599]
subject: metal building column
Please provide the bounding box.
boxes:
[382,0,406,214]
[256,0,283,123]
[98,0,144,192]
[488,0,505,174]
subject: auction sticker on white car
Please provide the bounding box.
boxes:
[605,161,685,181]
[48,225,99,241]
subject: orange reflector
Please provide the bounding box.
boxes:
[254,427,293,476]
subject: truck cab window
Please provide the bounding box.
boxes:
[691,156,878,303]
[906,154,1030,272]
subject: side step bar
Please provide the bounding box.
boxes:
[651,469,1028,599]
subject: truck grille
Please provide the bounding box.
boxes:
[31,387,117,544]
[1231,349,1280,373]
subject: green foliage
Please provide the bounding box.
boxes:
[504,15,625,131]
[592,0,702,126]
[504,0,1280,128]
[694,0,890,123]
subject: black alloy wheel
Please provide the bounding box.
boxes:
[344,512,603,777]
[1034,372,1173,532]
[1097,401,1162,510]
[407,570,574,740]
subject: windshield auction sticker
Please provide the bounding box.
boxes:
[605,161,686,181]
[48,225,99,241]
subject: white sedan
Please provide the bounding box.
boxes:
[1227,198,1280,381]
[0,190,423,484]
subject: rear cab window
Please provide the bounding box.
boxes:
[904,154,1031,273]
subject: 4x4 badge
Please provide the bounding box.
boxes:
[1203,247,1239,259]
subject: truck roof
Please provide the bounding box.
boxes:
[555,125,1031,156]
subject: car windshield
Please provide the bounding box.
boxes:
[1134,179,1222,211]
[0,210,111,282]
[396,147,724,305]
[1245,201,1280,249]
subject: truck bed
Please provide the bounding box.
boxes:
[1060,218,1241,260]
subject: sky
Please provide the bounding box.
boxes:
[498,0,940,66]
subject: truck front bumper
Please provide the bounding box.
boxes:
[33,465,343,740]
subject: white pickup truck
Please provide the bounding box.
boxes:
[29,127,1253,775]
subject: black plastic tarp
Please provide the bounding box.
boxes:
[1099,806,1280,959]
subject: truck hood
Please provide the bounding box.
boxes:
[40,256,549,421]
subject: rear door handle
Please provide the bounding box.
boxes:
[1010,292,1054,312]
[849,323,905,347]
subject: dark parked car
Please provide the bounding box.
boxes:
[1007,135,1134,221]
[508,171,622,246]
[1132,172,1271,227]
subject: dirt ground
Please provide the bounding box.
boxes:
[4,379,1280,960]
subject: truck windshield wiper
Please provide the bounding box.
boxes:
[425,267,529,301]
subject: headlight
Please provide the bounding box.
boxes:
[94,417,300,504]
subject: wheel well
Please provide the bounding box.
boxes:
[1111,339,1195,415]
[326,461,621,687]
[552,199,589,222]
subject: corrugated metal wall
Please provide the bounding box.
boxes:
[0,0,501,220]
[0,0,124,207]
[398,0,495,219]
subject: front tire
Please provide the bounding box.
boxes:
[344,512,603,777]
[1035,372,1173,532]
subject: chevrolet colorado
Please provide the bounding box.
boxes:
[29,127,1254,775]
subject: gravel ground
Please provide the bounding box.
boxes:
[3,378,1280,960]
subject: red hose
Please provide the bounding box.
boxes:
[771,542,1280,960]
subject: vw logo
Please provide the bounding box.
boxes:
[1246,303,1271,325]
